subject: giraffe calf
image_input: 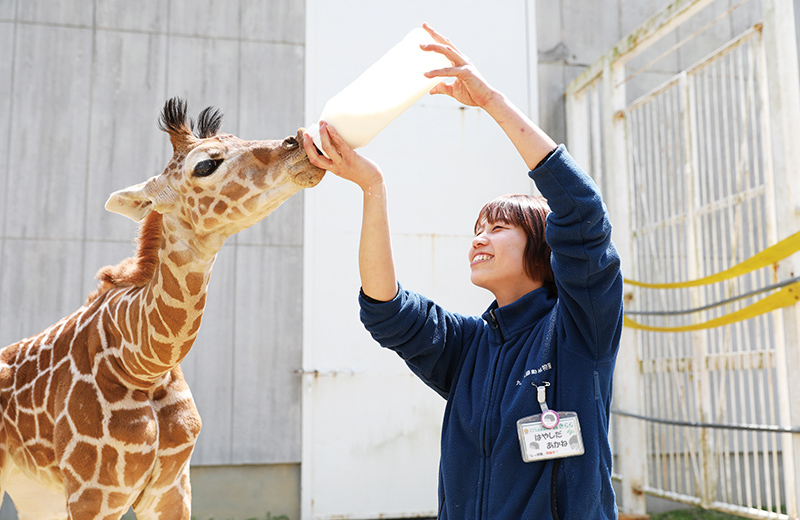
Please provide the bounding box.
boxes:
[0,98,325,520]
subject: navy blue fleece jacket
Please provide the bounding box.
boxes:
[359,145,623,519]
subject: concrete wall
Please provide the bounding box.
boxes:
[0,1,307,518]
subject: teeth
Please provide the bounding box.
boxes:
[472,254,492,263]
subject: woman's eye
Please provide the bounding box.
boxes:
[193,158,223,177]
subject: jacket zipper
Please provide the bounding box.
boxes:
[478,308,506,517]
[488,309,505,342]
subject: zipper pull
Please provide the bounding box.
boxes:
[489,309,499,329]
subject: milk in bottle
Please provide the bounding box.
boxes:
[306,27,452,155]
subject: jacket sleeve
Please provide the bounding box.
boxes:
[530,145,624,362]
[359,284,481,399]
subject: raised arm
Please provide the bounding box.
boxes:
[302,122,398,301]
[421,24,557,170]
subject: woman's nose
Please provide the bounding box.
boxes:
[472,233,488,248]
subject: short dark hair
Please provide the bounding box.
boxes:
[474,194,556,296]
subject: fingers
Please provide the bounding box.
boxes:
[302,132,333,170]
[323,123,352,156]
[303,122,361,177]
[303,121,348,171]
[422,23,460,54]
[428,81,453,97]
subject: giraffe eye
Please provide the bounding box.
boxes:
[193,158,223,177]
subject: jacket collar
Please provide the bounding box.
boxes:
[482,287,556,341]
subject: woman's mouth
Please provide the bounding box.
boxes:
[471,253,493,266]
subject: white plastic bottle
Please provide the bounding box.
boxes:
[306,27,452,155]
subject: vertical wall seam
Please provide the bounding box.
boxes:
[79,0,99,295]
[0,0,21,337]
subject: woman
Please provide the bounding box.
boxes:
[303,24,623,520]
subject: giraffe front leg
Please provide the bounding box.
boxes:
[132,461,192,520]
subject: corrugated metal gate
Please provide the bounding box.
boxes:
[565,0,800,517]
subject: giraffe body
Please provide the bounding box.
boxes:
[0,98,325,519]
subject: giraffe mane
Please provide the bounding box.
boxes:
[86,211,163,304]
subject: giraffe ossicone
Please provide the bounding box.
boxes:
[0,97,325,520]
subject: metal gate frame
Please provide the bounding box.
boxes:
[564,0,800,517]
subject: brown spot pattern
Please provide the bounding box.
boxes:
[213,200,228,215]
[69,441,98,481]
[109,407,155,445]
[68,382,104,438]
[159,264,185,303]
[220,181,248,201]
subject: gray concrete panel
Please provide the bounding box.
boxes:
[239,41,305,142]
[231,244,303,464]
[166,35,241,132]
[0,239,86,348]
[241,0,306,45]
[620,0,681,77]
[236,40,306,247]
[182,248,237,466]
[562,0,622,65]
[676,0,739,69]
[7,24,92,240]
[537,62,568,145]
[17,0,92,26]
[86,29,169,242]
[169,0,242,40]
[537,0,566,63]
[0,1,14,19]
[731,0,762,36]
[0,21,13,239]
[190,464,300,520]
[95,0,169,33]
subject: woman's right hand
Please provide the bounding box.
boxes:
[303,121,385,194]
[304,121,398,301]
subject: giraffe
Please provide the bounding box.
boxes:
[0,97,325,520]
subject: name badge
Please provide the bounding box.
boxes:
[517,411,584,462]
[517,382,585,462]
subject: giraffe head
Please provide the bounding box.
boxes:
[105,98,325,252]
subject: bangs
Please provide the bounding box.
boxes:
[474,194,547,234]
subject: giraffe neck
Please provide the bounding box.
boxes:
[114,213,220,384]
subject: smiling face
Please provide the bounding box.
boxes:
[469,219,542,307]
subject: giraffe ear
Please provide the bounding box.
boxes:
[105,181,154,221]
[105,176,178,222]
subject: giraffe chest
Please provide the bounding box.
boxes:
[0,332,200,484]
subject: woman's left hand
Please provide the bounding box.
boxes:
[421,23,498,109]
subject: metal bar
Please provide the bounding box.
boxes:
[625,276,800,316]
[612,409,800,434]
[641,487,791,520]
[567,0,717,96]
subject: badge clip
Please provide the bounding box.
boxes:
[516,381,585,463]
